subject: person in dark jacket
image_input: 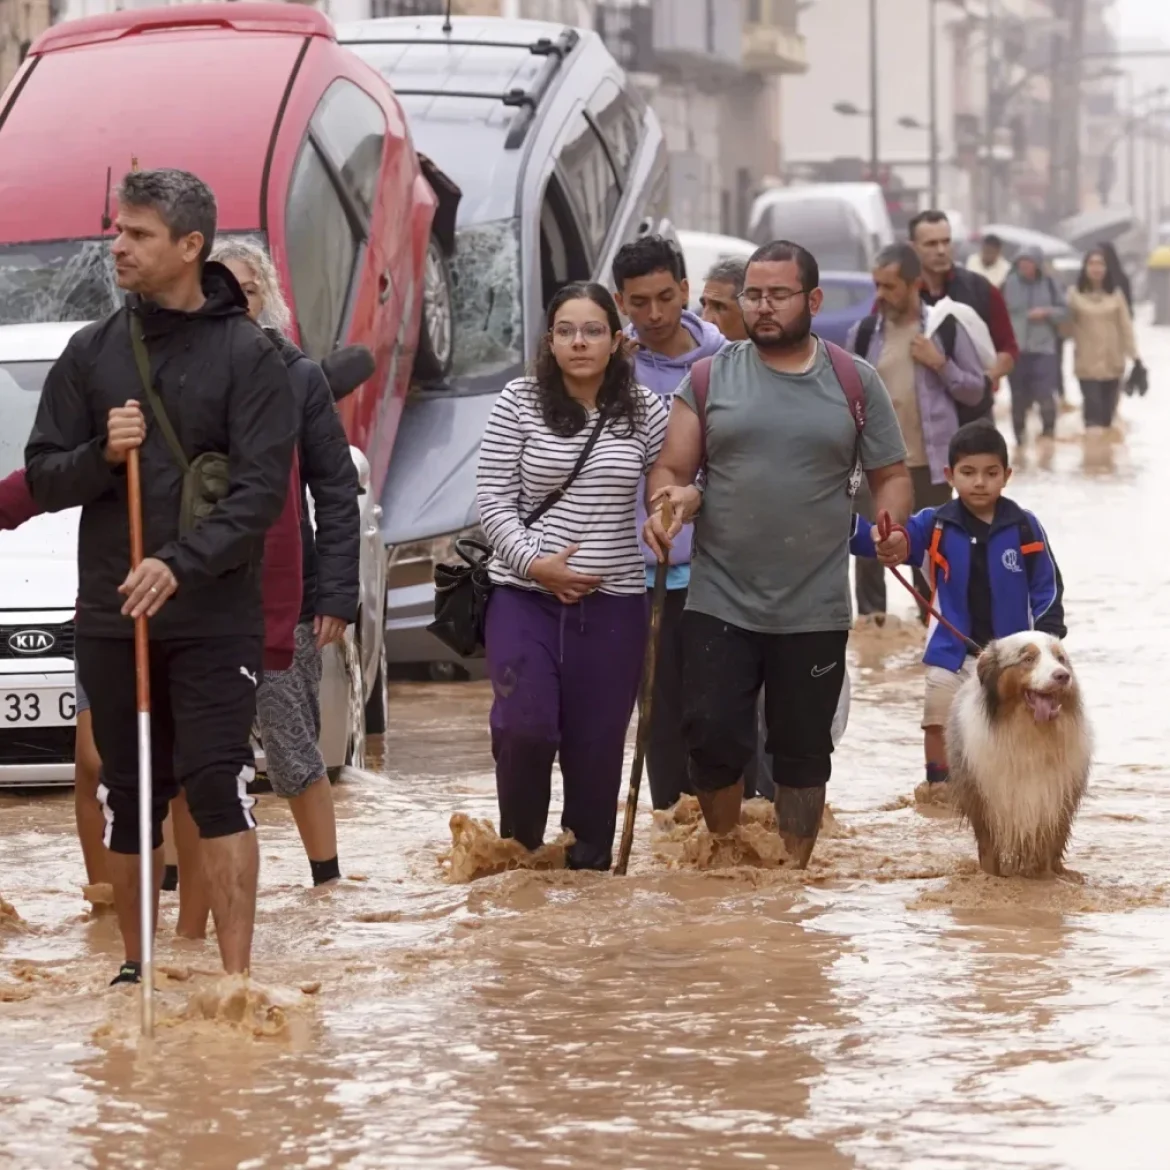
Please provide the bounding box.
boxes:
[215,239,360,888]
[24,168,297,983]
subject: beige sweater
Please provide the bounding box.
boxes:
[1066,288,1137,380]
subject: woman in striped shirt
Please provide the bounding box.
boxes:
[477,282,668,870]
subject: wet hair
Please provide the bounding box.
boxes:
[534,282,642,438]
[746,239,819,293]
[118,168,217,264]
[948,419,1009,470]
[982,233,1003,249]
[210,237,292,333]
[1076,248,1116,295]
[908,209,950,241]
[704,256,747,294]
[874,242,922,283]
[612,235,685,290]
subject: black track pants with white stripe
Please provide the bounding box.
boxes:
[76,634,263,854]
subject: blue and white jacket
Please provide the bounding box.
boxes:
[850,497,1066,671]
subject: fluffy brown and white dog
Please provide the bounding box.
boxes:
[946,632,1091,877]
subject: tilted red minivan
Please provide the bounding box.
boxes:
[0,2,456,506]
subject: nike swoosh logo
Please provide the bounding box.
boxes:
[810,664,838,679]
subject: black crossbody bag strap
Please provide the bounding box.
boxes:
[521,411,608,528]
[129,314,190,474]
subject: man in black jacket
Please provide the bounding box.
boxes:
[25,169,296,983]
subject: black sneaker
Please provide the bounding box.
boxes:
[110,961,141,986]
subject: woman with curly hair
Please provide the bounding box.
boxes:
[476,282,668,870]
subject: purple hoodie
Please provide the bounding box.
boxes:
[629,310,726,584]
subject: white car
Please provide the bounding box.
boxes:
[675,230,757,313]
[0,322,385,788]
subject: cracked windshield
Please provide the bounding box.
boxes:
[4,0,1170,1168]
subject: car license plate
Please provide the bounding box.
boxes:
[2,688,76,728]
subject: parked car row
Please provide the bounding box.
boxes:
[0,2,675,779]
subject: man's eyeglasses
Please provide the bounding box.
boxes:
[738,288,808,309]
[552,322,611,342]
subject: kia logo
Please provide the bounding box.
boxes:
[7,629,56,655]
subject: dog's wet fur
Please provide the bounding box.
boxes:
[947,632,1091,877]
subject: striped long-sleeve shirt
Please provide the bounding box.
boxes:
[476,378,668,596]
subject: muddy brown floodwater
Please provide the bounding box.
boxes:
[4,326,1170,1170]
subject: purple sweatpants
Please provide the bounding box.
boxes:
[485,585,648,870]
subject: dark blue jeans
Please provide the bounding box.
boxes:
[485,585,647,870]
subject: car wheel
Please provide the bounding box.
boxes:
[412,235,454,383]
[343,627,367,774]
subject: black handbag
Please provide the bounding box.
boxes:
[428,412,609,659]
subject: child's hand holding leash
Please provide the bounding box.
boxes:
[872,513,910,567]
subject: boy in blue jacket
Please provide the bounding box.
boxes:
[851,419,1066,792]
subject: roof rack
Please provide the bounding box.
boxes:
[344,27,579,150]
[395,87,536,110]
[348,35,573,58]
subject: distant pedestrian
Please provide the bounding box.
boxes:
[700,257,749,341]
[966,233,1011,289]
[910,211,1018,422]
[644,240,911,867]
[477,282,668,871]
[848,243,986,623]
[1066,247,1138,435]
[25,169,296,983]
[1097,241,1133,313]
[613,236,725,812]
[1002,248,1068,450]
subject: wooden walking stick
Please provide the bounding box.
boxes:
[123,155,154,1037]
[127,444,155,1037]
[614,498,674,876]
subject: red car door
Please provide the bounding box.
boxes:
[265,40,433,501]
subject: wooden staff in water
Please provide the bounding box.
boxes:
[615,498,674,876]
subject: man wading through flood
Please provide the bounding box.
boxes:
[25,170,295,983]
[644,240,911,865]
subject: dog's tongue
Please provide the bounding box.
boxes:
[1027,692,1062,723]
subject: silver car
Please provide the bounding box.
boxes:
[338,14,673,672]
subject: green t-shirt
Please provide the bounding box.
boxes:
[677,340,906,634]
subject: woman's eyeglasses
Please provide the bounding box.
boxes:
[552,323,612,342]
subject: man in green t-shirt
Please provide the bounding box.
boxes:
[644,240,911,867]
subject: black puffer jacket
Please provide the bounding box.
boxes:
[25,263,296,641]
[266,332,360,625]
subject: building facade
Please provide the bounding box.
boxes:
[0,0,52,91]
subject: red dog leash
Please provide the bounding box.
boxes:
[875,510,983,655]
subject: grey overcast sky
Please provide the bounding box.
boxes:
[1115,0,1170,39]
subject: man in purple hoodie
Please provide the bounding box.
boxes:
[613,236,727,809]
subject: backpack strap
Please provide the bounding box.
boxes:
[129,313,190,474]
[927,520,949,594]
[690,355,715,466]
[853,314,878,361]
[1017,511,1043,584]
[937,313,957,361]
[824,340,866,434]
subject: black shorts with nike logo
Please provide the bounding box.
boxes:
[679,611,847,794]
[75,635,264,853]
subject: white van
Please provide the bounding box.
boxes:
[750,182,895,272]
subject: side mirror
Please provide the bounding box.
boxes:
[322,345,375,402]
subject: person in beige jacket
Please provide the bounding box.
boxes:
[1066,248,1138,433]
